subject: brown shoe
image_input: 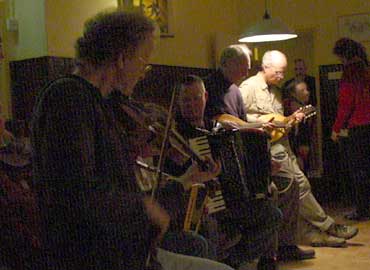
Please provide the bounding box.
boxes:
[304,230,346,248]
[326,224,359,240]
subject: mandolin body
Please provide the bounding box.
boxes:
[259,113,288,143]
[214,113,287,143]
[214,105,316,143]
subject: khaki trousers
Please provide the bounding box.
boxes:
[271,141,334,233]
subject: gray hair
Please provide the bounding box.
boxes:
[262,50,286,68]
[75,10,156,68]
[220,44,252,68]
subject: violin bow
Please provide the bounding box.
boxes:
[145,84,180,268]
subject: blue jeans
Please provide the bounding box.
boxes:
[157,249,234,270]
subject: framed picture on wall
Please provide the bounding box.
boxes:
[338,13,370,42]
[118,0,174,37]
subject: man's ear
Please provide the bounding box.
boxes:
[205,91,209,102]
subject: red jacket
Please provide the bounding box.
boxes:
[332,62,370,133]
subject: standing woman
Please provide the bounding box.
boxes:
[331,38,370,220]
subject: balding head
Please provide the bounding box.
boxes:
[262,50,287,68]
[220,44,252,84]
[261,50,287,86]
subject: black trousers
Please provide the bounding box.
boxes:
[219,199,282,265]
[348,125,370,214]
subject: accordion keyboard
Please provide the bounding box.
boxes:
[189,136,226,215]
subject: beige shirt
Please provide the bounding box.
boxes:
[240,72,294,179]
[239,72,284,122]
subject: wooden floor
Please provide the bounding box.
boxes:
[281,207,370,270]
[240,206,370,270]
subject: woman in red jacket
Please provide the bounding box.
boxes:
[331,38,370,220]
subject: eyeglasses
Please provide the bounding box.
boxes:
[274,70,285,77]
[268,66,285,77]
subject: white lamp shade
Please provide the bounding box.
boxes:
[239,17,297,43]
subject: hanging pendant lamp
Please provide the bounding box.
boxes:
[238,1,297,43]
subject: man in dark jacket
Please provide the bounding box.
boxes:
[31,10,231,270]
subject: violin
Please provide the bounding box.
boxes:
[119,100,210,171]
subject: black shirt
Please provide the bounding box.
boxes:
[204,69,246,120]
[32,75,150,270]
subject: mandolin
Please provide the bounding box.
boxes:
[214,105,316,143]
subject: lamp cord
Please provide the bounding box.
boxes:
[263,0,271,19]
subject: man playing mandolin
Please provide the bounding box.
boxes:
[239,50,358,248]
[198,44,315,267]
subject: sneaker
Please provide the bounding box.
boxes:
[304,230,346,248]
[278,245,315,261]
[326,224,359,240]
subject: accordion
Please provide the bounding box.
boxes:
[189,128,272,214]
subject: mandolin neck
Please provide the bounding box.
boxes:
[283,114,297,124]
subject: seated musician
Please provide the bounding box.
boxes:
[108,91,220,260]
[203,45,315,263]
[175,74,283,270]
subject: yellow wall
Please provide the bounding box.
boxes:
[45,0,117,57]
[45,1,369,70]
[45,0,239,68]
[237,0,370,72]
[9,0,48,61]
[150,0,239,68]
[0,1,10,117]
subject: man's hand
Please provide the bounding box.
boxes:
[142,197,170,242]
[271,160,282,176]
[261,117,277,134]
[331,131,339,142]
[292,108,305,123]
[220,120,243,130]
[180,157,222,190]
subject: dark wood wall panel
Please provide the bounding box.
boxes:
[319,64,344,176]
[10,57,213,126]
[10,56,75,124]
[318,64,352,202]
[133,64,213,106]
